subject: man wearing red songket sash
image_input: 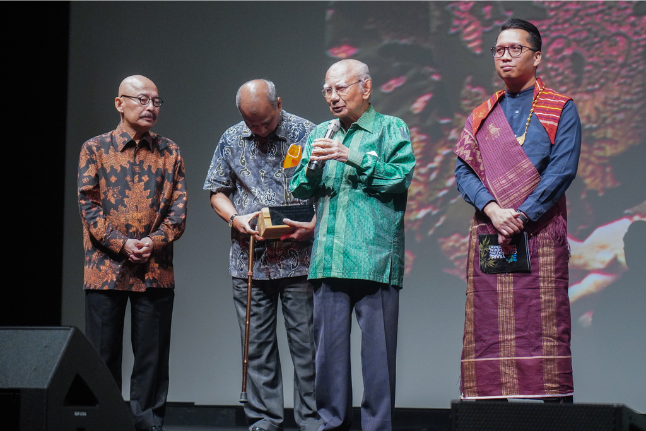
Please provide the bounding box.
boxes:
[454,18,581,402]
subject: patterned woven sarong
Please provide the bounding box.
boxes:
[455,101,573,399]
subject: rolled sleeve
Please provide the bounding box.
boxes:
[203,133,237,196]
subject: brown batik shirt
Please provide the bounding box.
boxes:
[78,123,187,291]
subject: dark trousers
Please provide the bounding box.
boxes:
[313,279,400,431]
[233,276,321,431]
[85,288,174,430]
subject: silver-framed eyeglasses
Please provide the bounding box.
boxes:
[491,44,538,58]
[321,80,363,98]
[120,94,164,107]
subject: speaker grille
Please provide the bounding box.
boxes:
[451,402,627,431]
[0,328,72,388]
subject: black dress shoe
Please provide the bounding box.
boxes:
[251,427,266,431]
[144,427,163,431]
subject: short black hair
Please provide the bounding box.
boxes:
[501,18,542,52]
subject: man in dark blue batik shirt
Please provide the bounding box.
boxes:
[204,79,321,431]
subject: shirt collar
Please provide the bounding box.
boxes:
[348,104,375,133]
[505,85,534,99]
[114,122,154,151]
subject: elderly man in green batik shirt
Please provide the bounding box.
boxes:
[290,59,415,431]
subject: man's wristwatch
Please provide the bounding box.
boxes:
[516,210,530,224]
[228,213,238,227]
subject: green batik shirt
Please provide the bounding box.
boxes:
[290,105,415,288]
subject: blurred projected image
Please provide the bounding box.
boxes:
[323,1,645,326]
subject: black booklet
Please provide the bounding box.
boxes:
[267,205,315,225]
[478,232,531,274]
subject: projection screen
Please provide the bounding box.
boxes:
[63,1,645,411]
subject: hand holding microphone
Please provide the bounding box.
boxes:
[307,119,342,176]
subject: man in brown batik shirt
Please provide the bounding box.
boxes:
[77,75,187,431]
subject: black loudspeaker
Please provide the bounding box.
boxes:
[0,327,136,431]
[451,400,646,431]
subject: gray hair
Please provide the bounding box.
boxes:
[328,59,372,90]
[354,61,371,90]
[235,79,278,109]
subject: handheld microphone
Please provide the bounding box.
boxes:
[307,119,340,175]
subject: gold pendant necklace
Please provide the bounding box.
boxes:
[516,86,543,146]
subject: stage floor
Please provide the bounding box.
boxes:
[160,402,646,431]
[162,404,451,431]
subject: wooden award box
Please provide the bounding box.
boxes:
[257,205,315,239]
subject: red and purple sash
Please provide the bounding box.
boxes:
[454,78,571,237]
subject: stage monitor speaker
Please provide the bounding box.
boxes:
[0,326,136,431]
[451,400,646,431]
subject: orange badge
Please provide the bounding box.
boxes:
[283,144,302,168]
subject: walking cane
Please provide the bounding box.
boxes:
[240,235,254,403]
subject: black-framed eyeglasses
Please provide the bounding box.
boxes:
[321,80,363,98]
[491,44,538,58]
[120,94,164,107]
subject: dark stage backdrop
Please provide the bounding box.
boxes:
[63,2,645,411]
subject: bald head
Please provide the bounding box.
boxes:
[236,79,279,112]
[236,79,282,138]
[118,75,158,98]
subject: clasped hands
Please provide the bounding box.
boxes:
[231,211,315,242]
[123,237,154,263]
[484,202,526,248]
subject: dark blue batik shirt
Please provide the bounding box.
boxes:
[204,110,315,279]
